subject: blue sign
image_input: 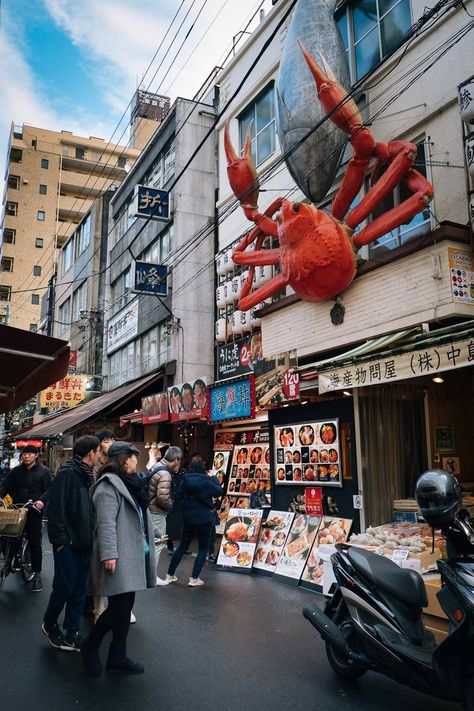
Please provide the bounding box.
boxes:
[209,376,255,423]
[133,262,168,295]
[134,185,170,220]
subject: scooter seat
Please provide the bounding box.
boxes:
[347,546,428,608]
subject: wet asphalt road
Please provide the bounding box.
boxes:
[0,536,461,711]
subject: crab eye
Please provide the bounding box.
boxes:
[292,202,301,213]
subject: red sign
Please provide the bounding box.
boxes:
[68,350,78,372]
[16,440,43,449]
[305,487,323,516]
[141,393,169,424]
[168,378,208,422]
[283,368,300,400]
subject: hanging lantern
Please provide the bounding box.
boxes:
[216,285,226,309]
[216,254,226,276]
[215,318,226,342]
[249,304,261,327]
[460,80,474,125]
[241,308,251,332]
[231,275,241,301]
[240,270,250,292]
[257,265,273,284]
[231,310,244,336]
[224,279,234,305]
[466,136,474,178]
[223,248,234,274]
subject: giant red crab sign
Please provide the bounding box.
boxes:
[224,43,433,312]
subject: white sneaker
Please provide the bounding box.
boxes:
[130,611,136,624]
[188,577,204,587]
[165,574,178,583]
[156,576,170,586]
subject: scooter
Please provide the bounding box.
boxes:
[303,511,474,709]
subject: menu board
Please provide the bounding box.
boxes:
[274,514,322,581]
[253,511,294,573]
[301,517,352,587]
[215,495,248,535]
[216,508,263,572]
[210,450,231,487]
[274,419,342,487]
[227,444,271,497]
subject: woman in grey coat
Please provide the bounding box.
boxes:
[80,442,156,676]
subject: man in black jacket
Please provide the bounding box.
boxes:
[42,435,100,652]
[0,444,51,592]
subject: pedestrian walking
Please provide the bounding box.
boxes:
[0,444,51,592]
[165,459,223,587]
[147,445,182,584]
[42,435,100,651]
[80,442,156,676]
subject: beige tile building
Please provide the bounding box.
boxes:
[0,122,149,332]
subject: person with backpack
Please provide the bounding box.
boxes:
[147,445,183,585]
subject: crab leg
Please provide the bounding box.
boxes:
[299,42,375,220]
[240,272,288,312]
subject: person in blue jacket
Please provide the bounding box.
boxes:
[164,459,223,587]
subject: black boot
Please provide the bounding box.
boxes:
[106,640,144,674]
[80,637,102,677]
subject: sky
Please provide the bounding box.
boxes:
[0,0,274,177]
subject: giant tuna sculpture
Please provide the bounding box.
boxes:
[224,0,433,311]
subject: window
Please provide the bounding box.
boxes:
[58,298,70,332]
[74,214,92,259]
[8,175,20,189]
[10,148,22,163]
[35,237,44,248]
[6,202,18,216]
[0,286,12,302]
[163,146,175,184]
[41,158,49,169]
[75,147,85,160]
[62,146,69,157]
[39,184,47,195]
[29,324,37,333]
[62,238,73,274]
[368,141,431,256]
[72,281,87,321]
[117,156,126,168]
[33,265,41,277]
[3,228,16,244]
[31,294,40,305]
[336,0,412,81]
[239,83,276,166]
[112,267,132,310]
[37,210,45,221]
[1,257,13,272]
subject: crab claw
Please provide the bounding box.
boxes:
[298,41,363,136]
[224,122,259,208]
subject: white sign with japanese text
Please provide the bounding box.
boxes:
[318,336,474,393]
[106,299,139,354]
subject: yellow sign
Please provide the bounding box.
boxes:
[39,375,89,411]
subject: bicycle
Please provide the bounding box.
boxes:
[0,501,39,591]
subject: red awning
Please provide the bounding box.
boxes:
[0,324,70,414]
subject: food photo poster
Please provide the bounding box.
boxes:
[274,514,322,582]
[216,508,263,572]
[253,511,295,574]
[300,518,353,589]
[274,419,342,487]
[227,444,271,497]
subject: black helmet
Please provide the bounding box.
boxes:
[415,469,461,528]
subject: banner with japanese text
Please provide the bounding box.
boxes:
[209,376,255,423]
[253,349,299,408]
[141,392,169,424]
[168,377,208,422]
[318,335,474,393]
[39,375,89,411]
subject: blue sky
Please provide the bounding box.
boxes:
[0,0,273,175]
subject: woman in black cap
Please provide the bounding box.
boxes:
[80,442,156,676]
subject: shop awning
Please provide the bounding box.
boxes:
[14,371,163,439]
[0,324,70,415]
[119,410,143,426]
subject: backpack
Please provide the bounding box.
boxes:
[137,464,169,499]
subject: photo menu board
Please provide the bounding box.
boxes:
[273,514,322,582]
[216,508,263,573]
[215,495,249,535]
[301,517,352,588]
[227,444,271,497]
[209,450,231,488]
[274,419,342,487]
[253,511,294,574]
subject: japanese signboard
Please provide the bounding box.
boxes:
[134,185,170,221]
[209,376,255,423]
[141,392,169,424]
[274,514,322,582]
[253,349,299,408]
[217,337,252,380]
[167,377,208,422]
[435,425,454,452]
[133,262,168,296]
[305,487,323,516]
[213,428,269,451]
[448,247,474,304]
[68,350,77,373]
[39,375,89,411]
[274,419,342,487]
[107,299,139,354]
[253,511,294,573]
[318,335,474,393]
[227,442,271,498]
[301,518,352,588]
[216,508,263,573]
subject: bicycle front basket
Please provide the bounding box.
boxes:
[0,507,28,536]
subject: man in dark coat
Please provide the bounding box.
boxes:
[42,435,100,652]
[0,444,51,592]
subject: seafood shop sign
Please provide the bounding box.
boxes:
[319,336,474,393]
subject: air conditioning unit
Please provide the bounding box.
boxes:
[22,179,29,184]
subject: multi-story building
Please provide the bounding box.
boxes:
[0,120,147,332]
[215,0,474,529]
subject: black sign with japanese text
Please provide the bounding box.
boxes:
[217,337,253,380]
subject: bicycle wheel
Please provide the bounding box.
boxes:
[20,539,34,583]
[0,538,12,591]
